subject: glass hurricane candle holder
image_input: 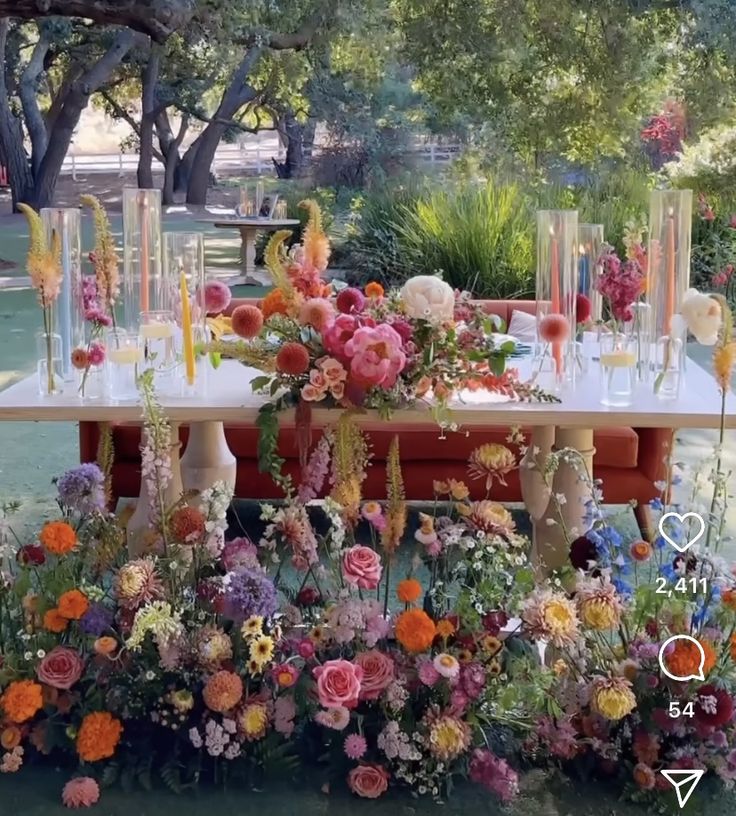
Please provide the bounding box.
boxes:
[578,223,604,323]
[600,333,636,407]
[163,232,207,397]
[122,188,163,333]
[646,189,692,399]
[41,207,83,383]
[106,329,144,401]
[535,209,579,390]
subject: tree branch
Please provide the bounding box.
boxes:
[0,0,194,42]
[237,0,339,51]
[18,26,50,172]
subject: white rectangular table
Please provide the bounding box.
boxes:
[0,358,732,570]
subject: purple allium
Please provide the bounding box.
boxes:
[57,463,106,514]
[221,567,278,622]
[79,602,114,636]
[203,280,232,315]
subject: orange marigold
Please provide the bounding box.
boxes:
[365,282,384,299]
[39,520,76,555]
[76,711,123,762]
[436,618,456,639]
[43,607,69,633]
[57,589,89,620]
[395,609,436,653]
[202,670,243,713]
[664,638,717,679]
[396,578,422,604]
[261,288,289,319]
[1,679,43,723]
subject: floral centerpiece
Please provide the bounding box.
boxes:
[209,200,557,479]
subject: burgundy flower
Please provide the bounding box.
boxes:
[17,544,45,566]
[694,684,734,727]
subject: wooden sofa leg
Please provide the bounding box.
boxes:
[634,503,655,542]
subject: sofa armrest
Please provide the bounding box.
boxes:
[79,421,101,464]
[634,427,674,484]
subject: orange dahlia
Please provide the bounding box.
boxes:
[261,289,289,319]
[76,711,123,762]
[395,609,436,653]
[170,506,206,542]
[43,608,69,633]
[203,670,243,713]
[396,578,422,604]
[39,520,76,555]
[57,589,89,620]
[1,679,43,723]
[231,304,264,339]
[275,342,310,375]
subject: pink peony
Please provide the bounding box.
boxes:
[203,280,232,314]
[323,313,360,359]
[344,324,406,388]
[62,777,100,809]
[354,650,395,700]
[37,646,84,690]
[342,545,382,590]
[313,659,363,709]
[347,763,390,799]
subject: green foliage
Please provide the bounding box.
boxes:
[345,179,535,296]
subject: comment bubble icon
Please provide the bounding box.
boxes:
[658,635,706,682]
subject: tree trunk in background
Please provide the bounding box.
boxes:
[157,110,188,205]
[137,46,160,189]
[0,18,33,208]
[273,112,315,178]
[18,32,50,177]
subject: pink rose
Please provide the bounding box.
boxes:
[36,646,84,690]
[347,763,390,799]
[342,545,382,590]
[313,659,363,709]
[355,650,394,700]
[302,383,327,402]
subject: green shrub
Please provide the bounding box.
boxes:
[345,179,535,297]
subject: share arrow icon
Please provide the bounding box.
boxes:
[660,769,705,808]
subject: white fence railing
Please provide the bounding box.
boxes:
[61,138,462,179]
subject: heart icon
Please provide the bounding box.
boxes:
[657,511,706,554]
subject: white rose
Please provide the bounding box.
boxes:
[399,275,455,322]
[679,288,722,345]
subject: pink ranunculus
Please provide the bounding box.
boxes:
[341,545,383,590]
[347,763,390,799]
[344,324,406,388]
[354,650,395,700]
[313,659,364,709]
[37,646,84,690]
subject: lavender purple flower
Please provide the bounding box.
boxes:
[221,568,278,622]
[57,463,106,514]
[79,602,114,636]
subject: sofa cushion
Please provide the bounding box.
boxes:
[508,309,537,342]
[109,423,638,469]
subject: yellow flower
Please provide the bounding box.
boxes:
[426,712,471,761]
[468,443,516,491]
[457,500,514,534]
[241,615,264,638]
[480,635,502,656]
[544,599,578,636]
[238,702,269,741]
[577,579,623,631]
[169,690,194,713]
[714,341,736,392]
[591,676,637,721]
[448,479,469,501]
[553,659,569,677]
[249,635,274,667]
[522,589,580,648]
[207,315,233,341]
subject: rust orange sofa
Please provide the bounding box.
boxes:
[78,299,671,537]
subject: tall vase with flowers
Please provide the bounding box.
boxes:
[621,217,652,382]
[18,203,63,396]
[595,243,645,406]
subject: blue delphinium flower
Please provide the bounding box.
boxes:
[57,463,106,514]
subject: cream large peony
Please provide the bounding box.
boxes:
[679,288,722,345]
[399,275,455,323]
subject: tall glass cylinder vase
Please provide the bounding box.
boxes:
[646,189,693,399]
[163,232,207,397]
[577,223,604,323]
[122,188,163,334]
[41,207,83,382]
[536,210,579,391]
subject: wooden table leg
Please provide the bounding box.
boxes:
[521,426,595,576]
[239,226,258,280]
[180,420,237,495]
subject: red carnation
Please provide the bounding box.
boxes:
[576,293,592,324]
